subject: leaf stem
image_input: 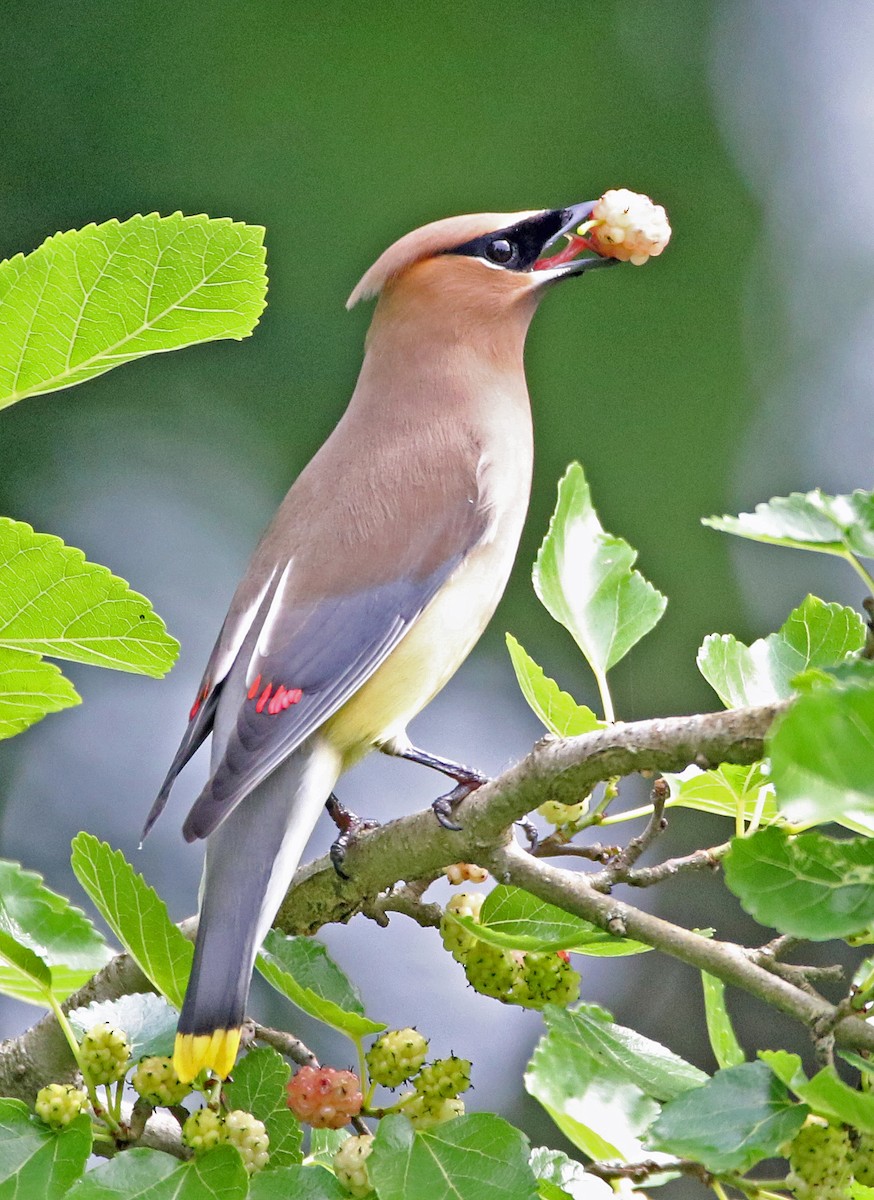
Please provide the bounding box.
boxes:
[45,993,122,1134]
[593,668,615,725]
[845,549,874,595]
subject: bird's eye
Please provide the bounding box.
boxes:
[485,238,515,264]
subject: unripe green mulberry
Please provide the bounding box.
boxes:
[366,1028,428,1088]
[131,1056,189,1106]
[35,1083,87,1127]
[80,1023,131,1085]
[182,1107,224,1153]
[223,1109,270,1174]
[787,1122,851,1199]
[512,951,581,1009]
[852,1130,874,1186]
[463,941,521,1001]
[440,892,484,963]
[401,1091,465,1130]
[538,800,586,827]
[413,1056,471,1100]
[333,1132,375,1197]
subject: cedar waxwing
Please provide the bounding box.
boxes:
[144,201,616,1083]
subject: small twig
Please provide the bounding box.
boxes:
[361,878,444,929]
[252,1024,319,1068]
[615,778,670,870]
[585,778,671,891]
[585,1157,712,1185]
[753,935,800,962]
[532,839,621,862]
[746,940,845,996]
[606,842,730,889]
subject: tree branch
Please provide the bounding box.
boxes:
[0,700,799,1105]
[276,702,785,932]
[490,840,874,1054]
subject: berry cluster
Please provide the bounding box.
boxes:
[32,1018,270,1176]
[440,892,580,1009]
[131,1056,188,1107]
[333,1132,375,1198]
[366,1028,471,1131]
[787,1122,852,1198]
[79,1023,131,1085]
[35,1083,88,1128]
[444,862,489,885]
[182,1107,269,1174]
[538,799,587,828]
[366,1028,428,1088]
[286,1065,363,1128]
[786,1121,874,1196]
[589,188,672,266]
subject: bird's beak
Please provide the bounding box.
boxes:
[531,200,618,281]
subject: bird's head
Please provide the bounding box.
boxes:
[347,202,615,327]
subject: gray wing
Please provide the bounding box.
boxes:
[181,562,465,841]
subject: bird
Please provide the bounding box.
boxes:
[143,199,616,1083]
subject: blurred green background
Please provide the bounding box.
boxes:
[1,3,869,1192]
[0,0,757,717]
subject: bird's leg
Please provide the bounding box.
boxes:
[379,738,490,831]
[325,793,380,879]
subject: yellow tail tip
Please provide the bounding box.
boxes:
[173,1028,241,1083]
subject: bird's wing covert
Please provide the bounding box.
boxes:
[182,538,481,841]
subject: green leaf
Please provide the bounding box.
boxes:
[757,1050,808,1092]
[697,596,865,708]
[0,858,112,1003]
[70,833,192,1008]
[0,647,79,740]
[704,488,874,559]
[0,519,178,677]
[543,1006,707,1102]
[769,684,874,828]
[760,1053,874,1132]
[459,886,649,956]
[663,762,776,824]
[701,973,745,1069]
[224,1047,303,1168]
[67,1144,248,1198]
[794,1067,874,1133]
[533,463,666,698]
[505,635,603,737]
[68,993,177,1060]
[525,1008,661,1160]
[529,1147,612,1199]
[0,212,268,410]
[647,1061,807,1173]
[724,827,874,939]
[0,1099,91,1199]
[0,930,51,1004]
[249,1164,346,1198]
[307,1128,348,1168]
[852,1185,874,1200]
[370,1113,538,1200]
[256,930,383,1039]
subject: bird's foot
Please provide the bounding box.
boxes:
[431,772,489,832]
[516,818,539,852]
[325,793,380,879]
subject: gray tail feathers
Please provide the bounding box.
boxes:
[177,737,342,1038]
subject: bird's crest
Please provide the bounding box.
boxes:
[346,209,543,308]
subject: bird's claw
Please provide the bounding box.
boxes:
[329,814,380,879]
[431,776,488,832]
[516,818,539,852]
